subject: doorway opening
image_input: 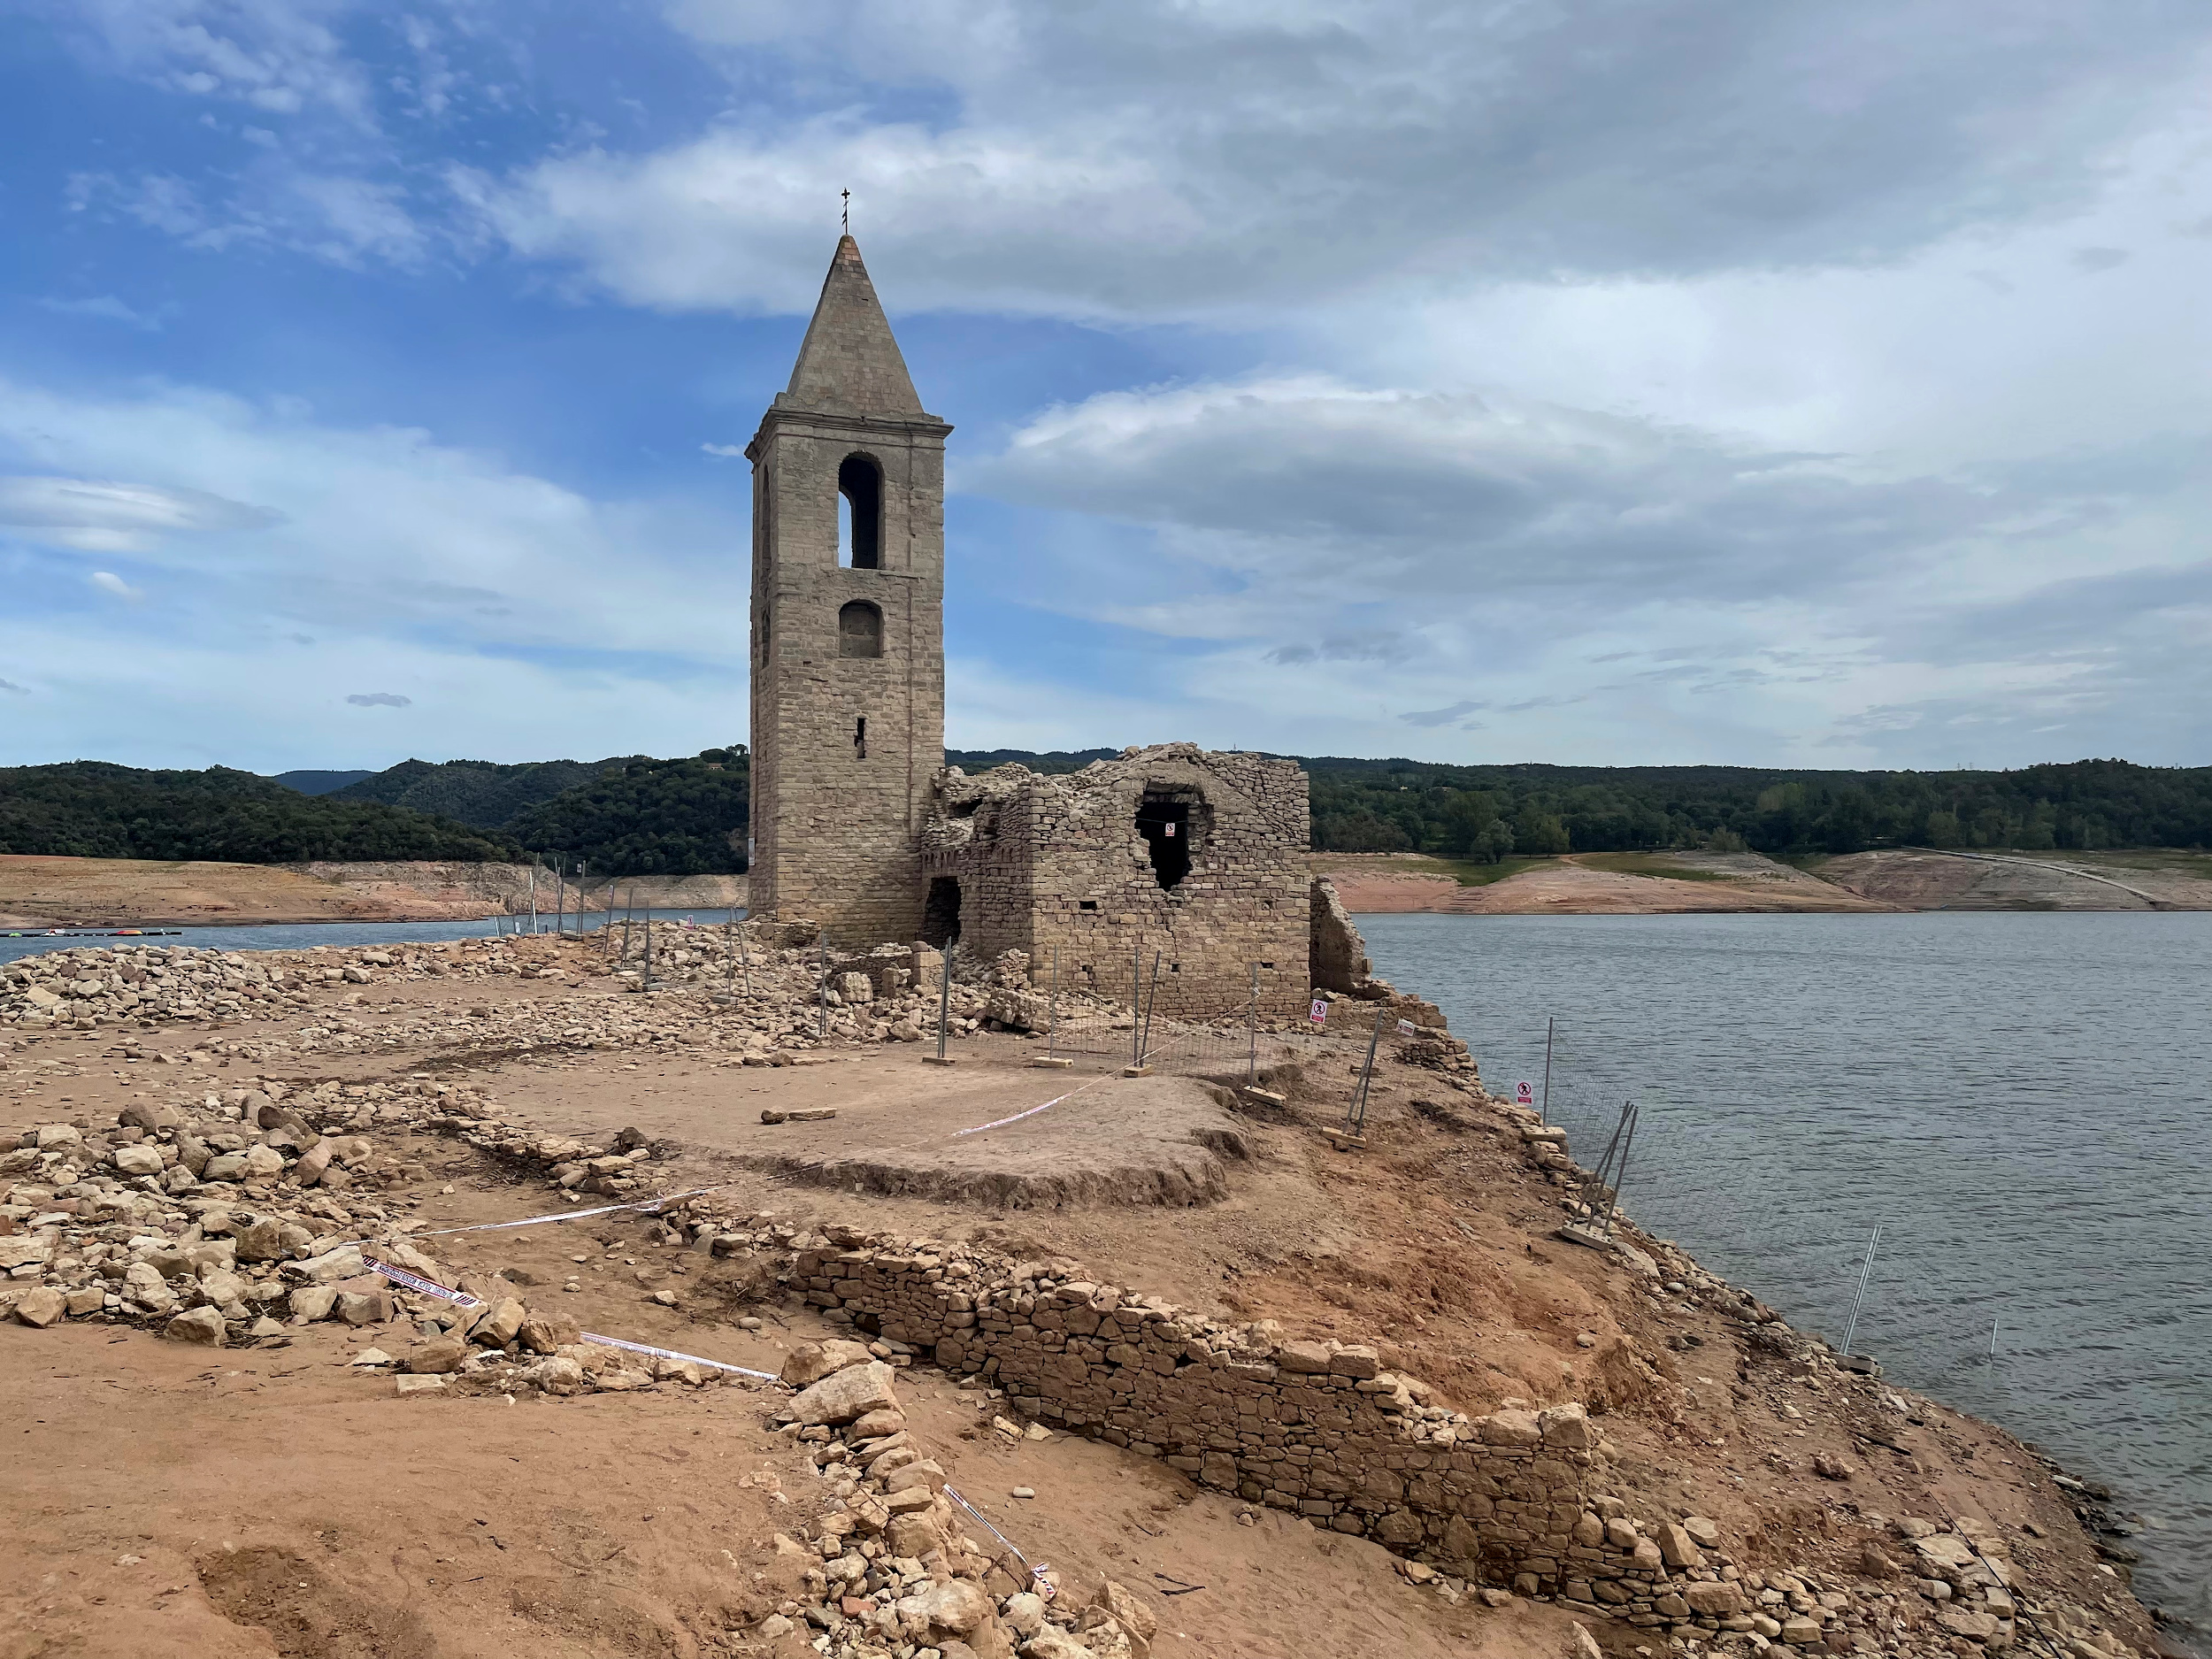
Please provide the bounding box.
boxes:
[922,877,963,949]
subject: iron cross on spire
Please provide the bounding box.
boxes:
[841,188,849,234]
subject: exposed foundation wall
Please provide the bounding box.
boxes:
[1309,875,1372,993]
[925,746,1310,1020]
[792,1239,1756,1639]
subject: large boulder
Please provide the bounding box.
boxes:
[787,1360,900,1425]
[165,1306,227,1346]
[780,1339,875,1387]
[12,1287,66,1328]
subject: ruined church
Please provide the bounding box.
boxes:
[744,236,1311,1019]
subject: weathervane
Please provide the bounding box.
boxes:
[841,188,850,234]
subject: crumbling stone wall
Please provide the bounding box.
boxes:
[792,1240,1755,1639]
[1309,876,1372,994]
[921,745,1310,1020]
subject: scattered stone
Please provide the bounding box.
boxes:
[12,1286,66,1327]
[787,1361,899,1425]
[396,1375,448,1396]
[165,1307,227,1346]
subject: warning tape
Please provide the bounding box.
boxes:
[951,1091,1073,1137]
[949,1063,1133,1139]
[411,1185,726,1236]
[942,1482,1056,1601]
[362,1257,782,1384]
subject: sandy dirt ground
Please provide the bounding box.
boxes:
[1316,852,1895,916]
[0,856,749,929]
[0,938,2180,1659]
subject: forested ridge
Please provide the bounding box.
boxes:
[0,763,523,863]
[946,750,2212,858]
[8,748,2199,872]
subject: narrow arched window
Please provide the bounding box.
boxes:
[839,600,883,658]
[838,454,882,569]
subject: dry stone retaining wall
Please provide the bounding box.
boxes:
[790,1238,1757,1640]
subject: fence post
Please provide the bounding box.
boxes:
[1130,941,1143,1069]
[527,864,538,934]
[818,932,830,1041]
[1047,946,1059,1063]
[1247,962,1259,1087]
[1541,1015,1555,1128]
[933,940,958,1063]
[1841,1225,1883,1357]
[642,911,654,992]
[1138,950,1162,1067]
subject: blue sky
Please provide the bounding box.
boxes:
[3,2,2210,774]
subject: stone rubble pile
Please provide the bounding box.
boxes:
[763,1338,1161,1659]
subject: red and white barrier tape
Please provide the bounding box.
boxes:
[941,1482,1056,1600]
[363,1257,781,1383]
[412,1185,726,1236]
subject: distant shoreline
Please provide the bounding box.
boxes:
[1318,847,2212,915]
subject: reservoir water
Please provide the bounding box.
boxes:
[1358,910,2209,1646]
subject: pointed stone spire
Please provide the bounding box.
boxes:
[780,235,926,419]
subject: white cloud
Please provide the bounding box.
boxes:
[960,374,2212,765]
[54,0,378,127]
[36,294,169,331]
[0,370,756,768]
[88,571,145,602]
[457,1,2212,321]
[0,474,282,552]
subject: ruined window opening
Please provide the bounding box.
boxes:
[854,716,866,760]
[922,877,962,949]
[839,600,882,658]
[837,454,882,569]
[1136,787,1206,889]
[758,605,770,664]
[1079,899,1098,911]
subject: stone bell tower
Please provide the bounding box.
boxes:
[746,236,950,942]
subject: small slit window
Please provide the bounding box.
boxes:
[838,454,882,569]
[839,601,882,658]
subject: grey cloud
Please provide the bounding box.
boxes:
[2070,246,2131,273]
[1265,630,1405,666]
[0,677,28,695]
[0,474,284,553]
[345,692,411,707]
[476,2,2212,319]
[1401,699,1484,727]
[972,380,2033,610]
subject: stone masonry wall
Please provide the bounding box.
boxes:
[790,1238,1758,1640]
[925,745,1310,1022]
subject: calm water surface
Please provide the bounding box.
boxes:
[1360,911,2209,1646]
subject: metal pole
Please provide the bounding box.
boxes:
[554,859,565,936]
[643,912,653,992]
[1840,1225,1882,1357]
[1046,946,1059,1064]
[1988,1316,1999,1359]
[1131,941,1143,1069]
[526,863,537,934]
[935,940,956,1062]
[1138,951,1162,1065]
[1573,1102,1630,1224]
[1247,962,1259,1086]
[1541,1016,1555,1128]
[1348,1004,1387,1134]
[736,918,753,996]
[1596,1102,1638,1240]
[817,931,829,1041]
[621,887,634,961]
[576,859,588,933]
[726,907,737,999]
